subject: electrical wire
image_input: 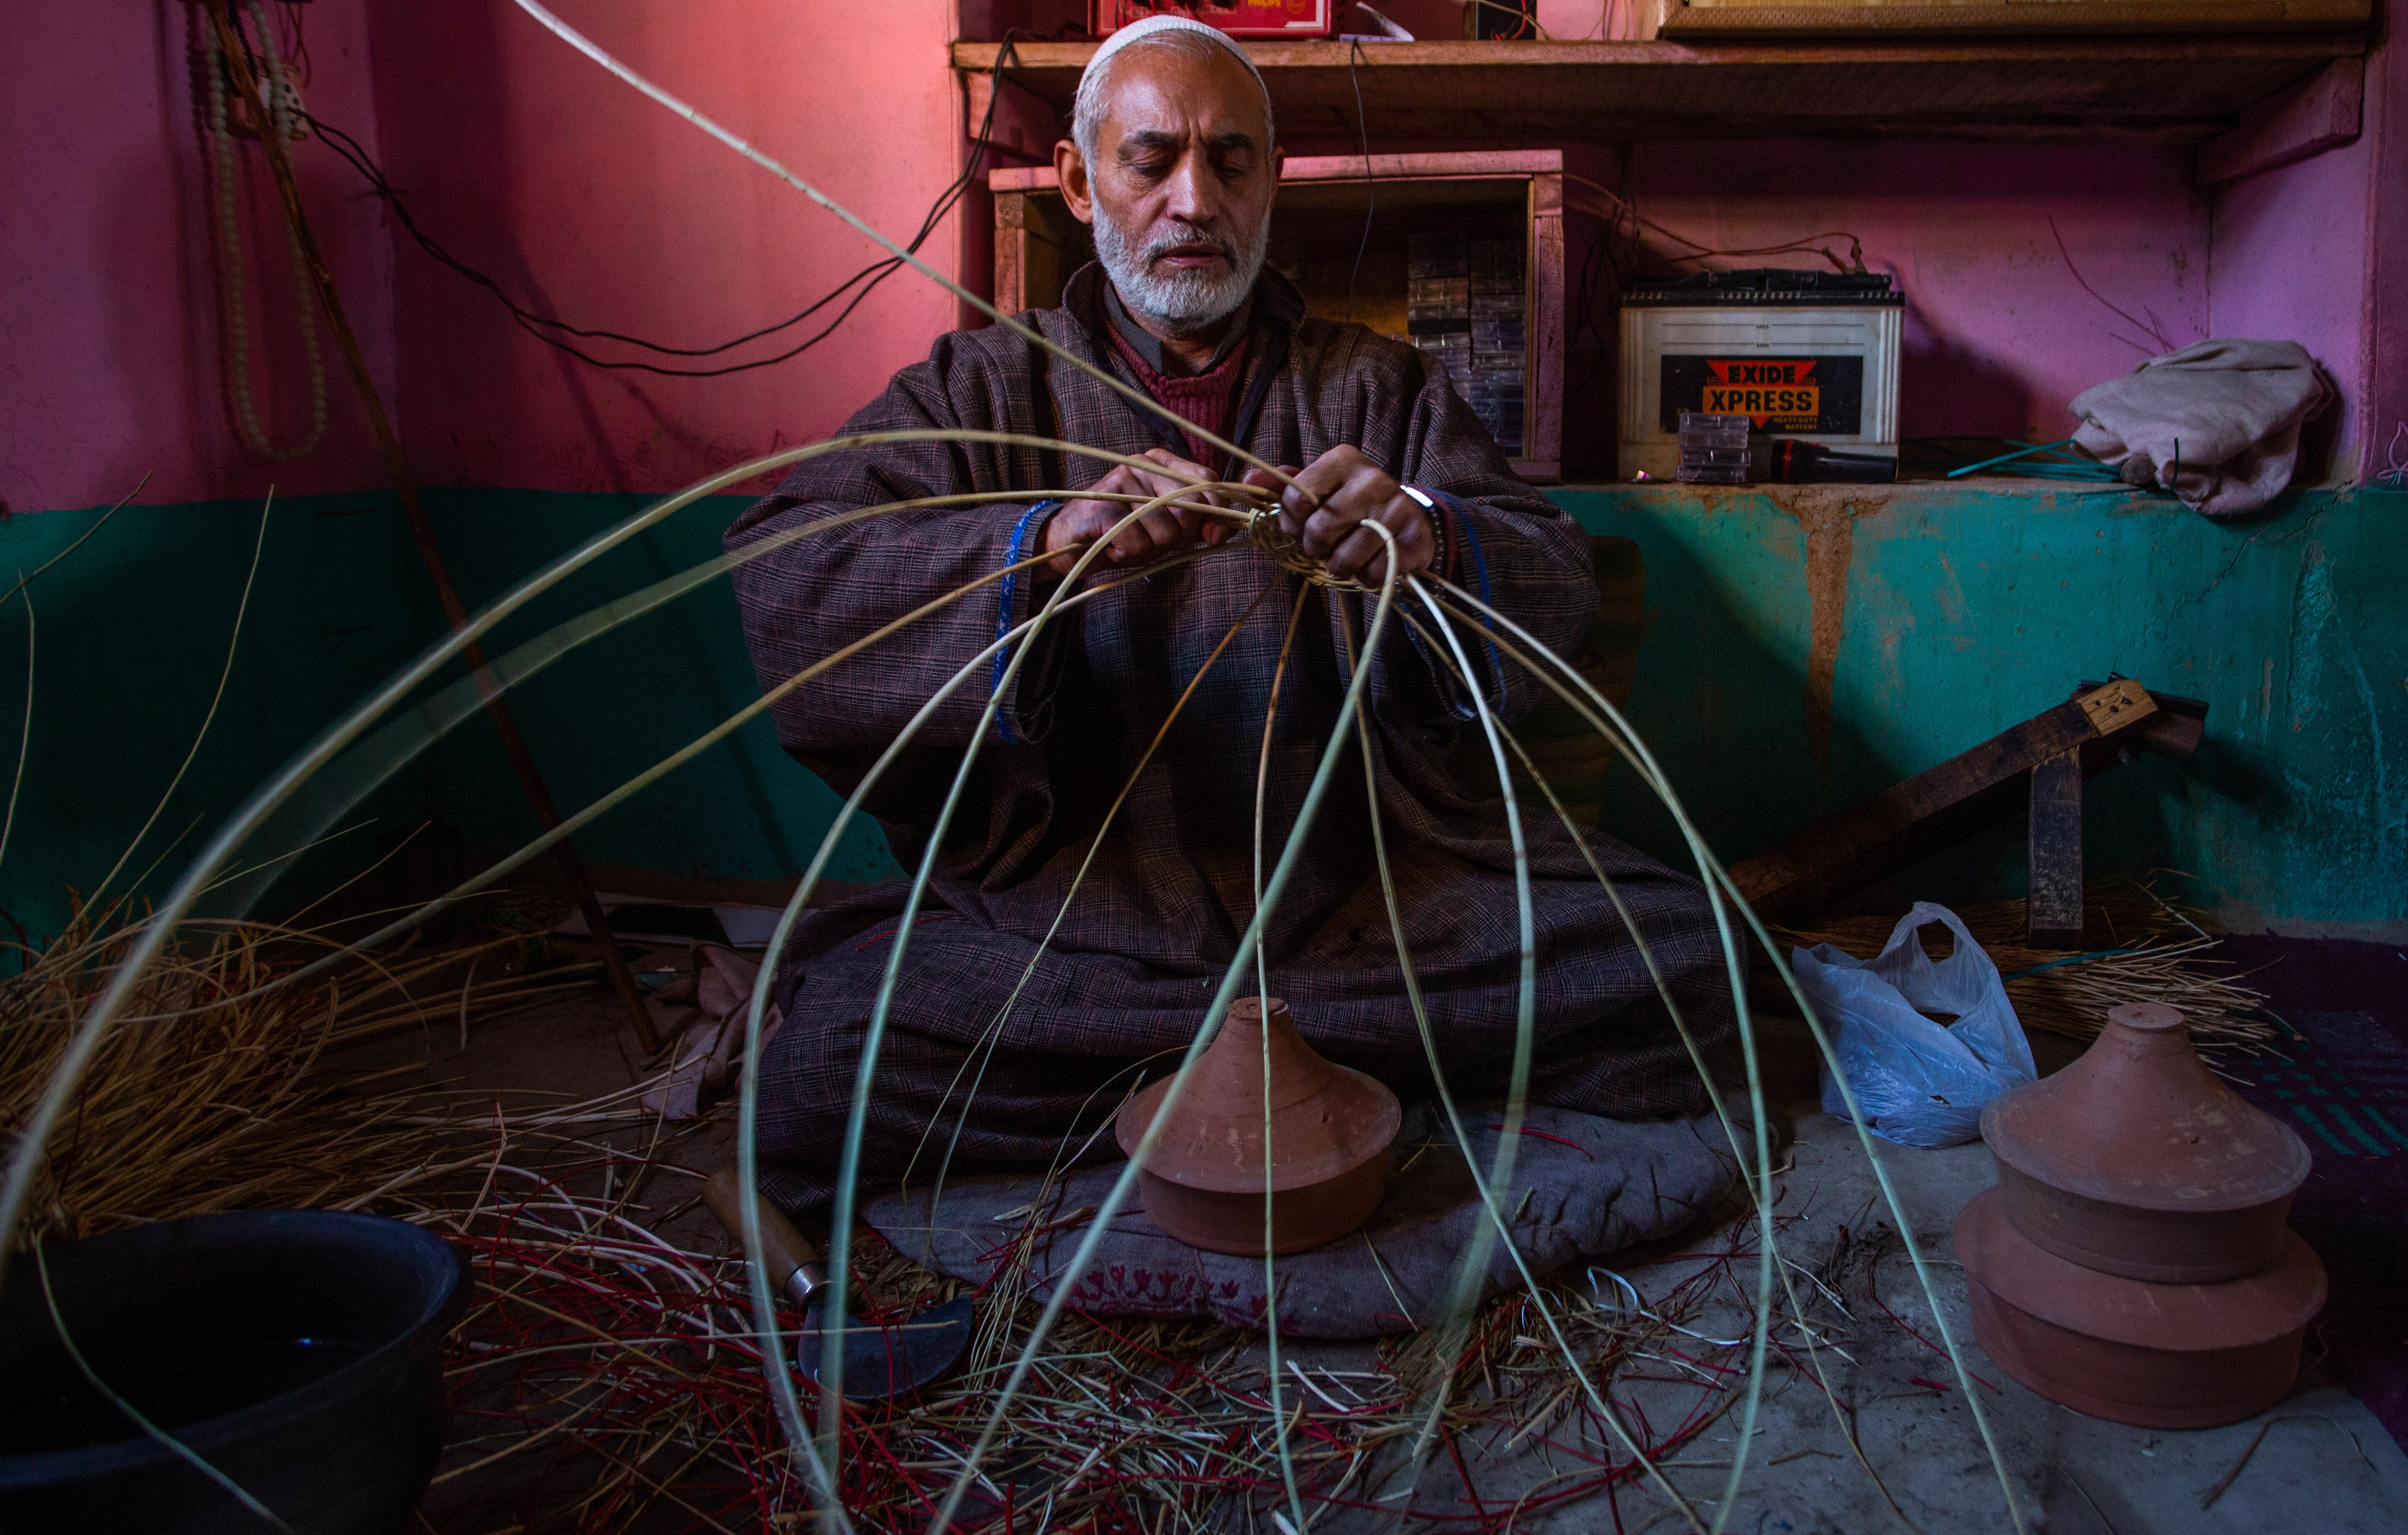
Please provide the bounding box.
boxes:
[268,0,309,88]
[284,36,1027,378]
[1561,163,1872,405]
[1341,38,1375,324]
[1563,170,1865,277]
[1567,199,1626,406]
[203,2,328,460]
[1467,0,1548,39]
[2047,212,2176,357]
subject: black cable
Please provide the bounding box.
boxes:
[287,34,1022,377]
[1568,158,1634,406]
[1341,38,1374,325]
[305,114,912,375]
[1568,232,1621,405]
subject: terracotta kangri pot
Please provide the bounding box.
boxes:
[1114,998,1402,1256]
[1980,1001,2311,1283]
[1957,1188,2325,1429]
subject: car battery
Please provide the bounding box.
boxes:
[1618,268,1902,481]
[1092,1,1336,39]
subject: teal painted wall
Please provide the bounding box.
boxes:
[0,490,897,944]
[1558,482,2408,929]
[3,481,2400,942]
[393,490,899,897]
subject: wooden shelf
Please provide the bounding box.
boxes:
[1548,478,2211,514]
[990,151,1597,480]
[952,36,2363,146]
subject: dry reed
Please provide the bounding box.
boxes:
[0,895,606,1247]
[405,1143,1800,1535]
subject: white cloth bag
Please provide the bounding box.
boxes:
[1793,902,2038,1149]
[2069,337,2330,518]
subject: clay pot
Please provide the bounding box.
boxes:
[1114,998,1401,1256]
[1957,1188,2325,1429]
[1980,1001,2311,1283]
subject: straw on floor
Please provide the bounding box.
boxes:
[404,1135,1825,1535]
[0,897,609,1247]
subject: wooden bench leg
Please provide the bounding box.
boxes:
[2027,747,2085,949]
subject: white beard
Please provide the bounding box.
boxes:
[1093,208,1267,333]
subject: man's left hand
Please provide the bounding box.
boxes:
[1244,446,1435,588]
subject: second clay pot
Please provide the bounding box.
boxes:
[1981,1001,2311,1283]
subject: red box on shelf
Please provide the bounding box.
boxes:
[1091,1,1336,40]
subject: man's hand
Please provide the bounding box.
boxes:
[1041,447,1234,578]
[1245,446,1435,588]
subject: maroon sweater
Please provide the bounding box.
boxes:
[1103,320,1251,471]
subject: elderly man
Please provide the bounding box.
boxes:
[726,18,1732,1222]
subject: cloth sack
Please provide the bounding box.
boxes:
[860,1099,1760,1339]
[2070,338,2330,518]
[638,943,779,1121]
[1793,902,2036,1149]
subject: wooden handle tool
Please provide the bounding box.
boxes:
[703,1166,825,1307]
[700,1164,974,1399]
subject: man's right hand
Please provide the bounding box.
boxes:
[1040,447,1234,579]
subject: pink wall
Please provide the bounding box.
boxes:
[2202,0,2401,483]
[360,0,966,496]
[0,0,967,511]
[2364,0,2406,484]
[2208,128,2373,477]
[3,3,2394,510]
[0,0,397,512]
[1619,140,2211,444]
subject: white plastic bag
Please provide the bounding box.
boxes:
[1792,902,2037,1149]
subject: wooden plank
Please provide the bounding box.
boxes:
[964,69,1064,164]
[1729,680,2159,920]
[2075,676,2157,734]
[2075,678,2207,772]
[2079,708,2206,778]
[2198,56,2363,183]
[993,190,1030,317]
[948,36,2362,146]
[1731,699,2099,919]
[991,150,1568,194]
[989,152,1585,472]
[1528,174,1566,482]
[2026,749,2086,949]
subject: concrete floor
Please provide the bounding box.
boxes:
[1439,1109,2408,1534]
[346,959,2408,1533]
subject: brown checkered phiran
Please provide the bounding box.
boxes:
[725,265,1733,1222]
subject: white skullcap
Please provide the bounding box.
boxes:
[1081,15,1272,127]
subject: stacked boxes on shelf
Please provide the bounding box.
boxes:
[1407,232,1472,398]
[1675,411,1751,484]
[1469,238,1526,456]
[1408,232,1527,455]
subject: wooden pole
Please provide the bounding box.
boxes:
[207,1,661,1053]
[2025,749,2086,949]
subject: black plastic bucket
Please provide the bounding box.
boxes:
[0,1210,469,1534]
